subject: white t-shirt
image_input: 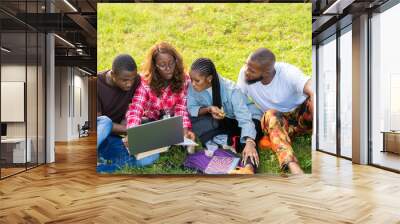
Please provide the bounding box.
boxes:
[237,62,309,112]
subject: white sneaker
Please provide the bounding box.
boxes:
[222,145,237,154]
[186,146,195,154]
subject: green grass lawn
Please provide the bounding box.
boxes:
[98,3,312,78]
[97,3,312,174]
[115,135,311,175]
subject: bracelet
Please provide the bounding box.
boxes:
[246,138,256,146]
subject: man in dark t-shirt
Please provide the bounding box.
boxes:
[97,54,159,173]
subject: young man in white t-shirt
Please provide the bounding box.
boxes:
[237,48,313,175]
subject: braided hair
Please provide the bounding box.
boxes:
[190,58,222,108]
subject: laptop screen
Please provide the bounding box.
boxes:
[127,116,184,154]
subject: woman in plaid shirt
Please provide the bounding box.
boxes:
[125,42,196,147]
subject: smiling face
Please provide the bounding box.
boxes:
[244,56,275,84]
[155,53,176,80]
[189,69,212,92]
[244,59,264,84]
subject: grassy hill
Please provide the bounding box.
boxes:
[98,3,311,78]
[97,3,312,174]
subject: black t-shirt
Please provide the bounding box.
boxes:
[97,70,141,124]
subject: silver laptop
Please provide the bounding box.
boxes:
[127,116,184,155]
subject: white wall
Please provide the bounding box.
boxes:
[1,63,46,164]
[54,67,89,141]
[0,65,37,139]
[1,65,26,82]
[54,67,69,141]
[1,65,26,140]
[1,66,25,124]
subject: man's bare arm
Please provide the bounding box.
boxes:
[303,79,313,97]
[111,123,126,134]
[303,79,314,115]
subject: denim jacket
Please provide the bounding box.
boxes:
[187,75,263,143]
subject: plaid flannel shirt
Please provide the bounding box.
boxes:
[126,76,192,129]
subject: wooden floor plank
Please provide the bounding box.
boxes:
[0,135,399,223]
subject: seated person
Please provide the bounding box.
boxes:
[187,58,263,174]
[237,48,313,174]
[125,42,195,148]
[97,54,159,172]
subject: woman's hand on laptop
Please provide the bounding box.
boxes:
[184,128,196,141]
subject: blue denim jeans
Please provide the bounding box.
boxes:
[97,116,113,148]
[97,116,159,173]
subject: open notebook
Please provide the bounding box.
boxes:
[134,137,198,160]
[184,149,240,174]
[175,137,198,146]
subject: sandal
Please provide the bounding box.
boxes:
[228,165,254,174]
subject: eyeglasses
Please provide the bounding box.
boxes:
[156,61,176,71]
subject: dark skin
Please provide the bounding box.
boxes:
[155,53,176,81]
[244,58,275,85]
[244,55,314,174]
[190,70,260,169]
[190,70,226,118]
[122,53,195,150]
[155,53,195,140]
[97,69,138,135]
[244,56,314,115]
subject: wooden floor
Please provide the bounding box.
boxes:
[1,163,46,178]
[372,150,400,171]
[0,136,400,223]
[1,167,26,178]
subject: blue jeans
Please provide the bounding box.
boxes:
[97,116,113,148]
[97,116,159,173]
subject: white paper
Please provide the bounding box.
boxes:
[175,137,198,146]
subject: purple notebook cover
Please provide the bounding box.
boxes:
[184,149,240,174]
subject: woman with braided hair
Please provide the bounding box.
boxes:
[187,58,263,174]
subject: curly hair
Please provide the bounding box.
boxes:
[142,42,186,97]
